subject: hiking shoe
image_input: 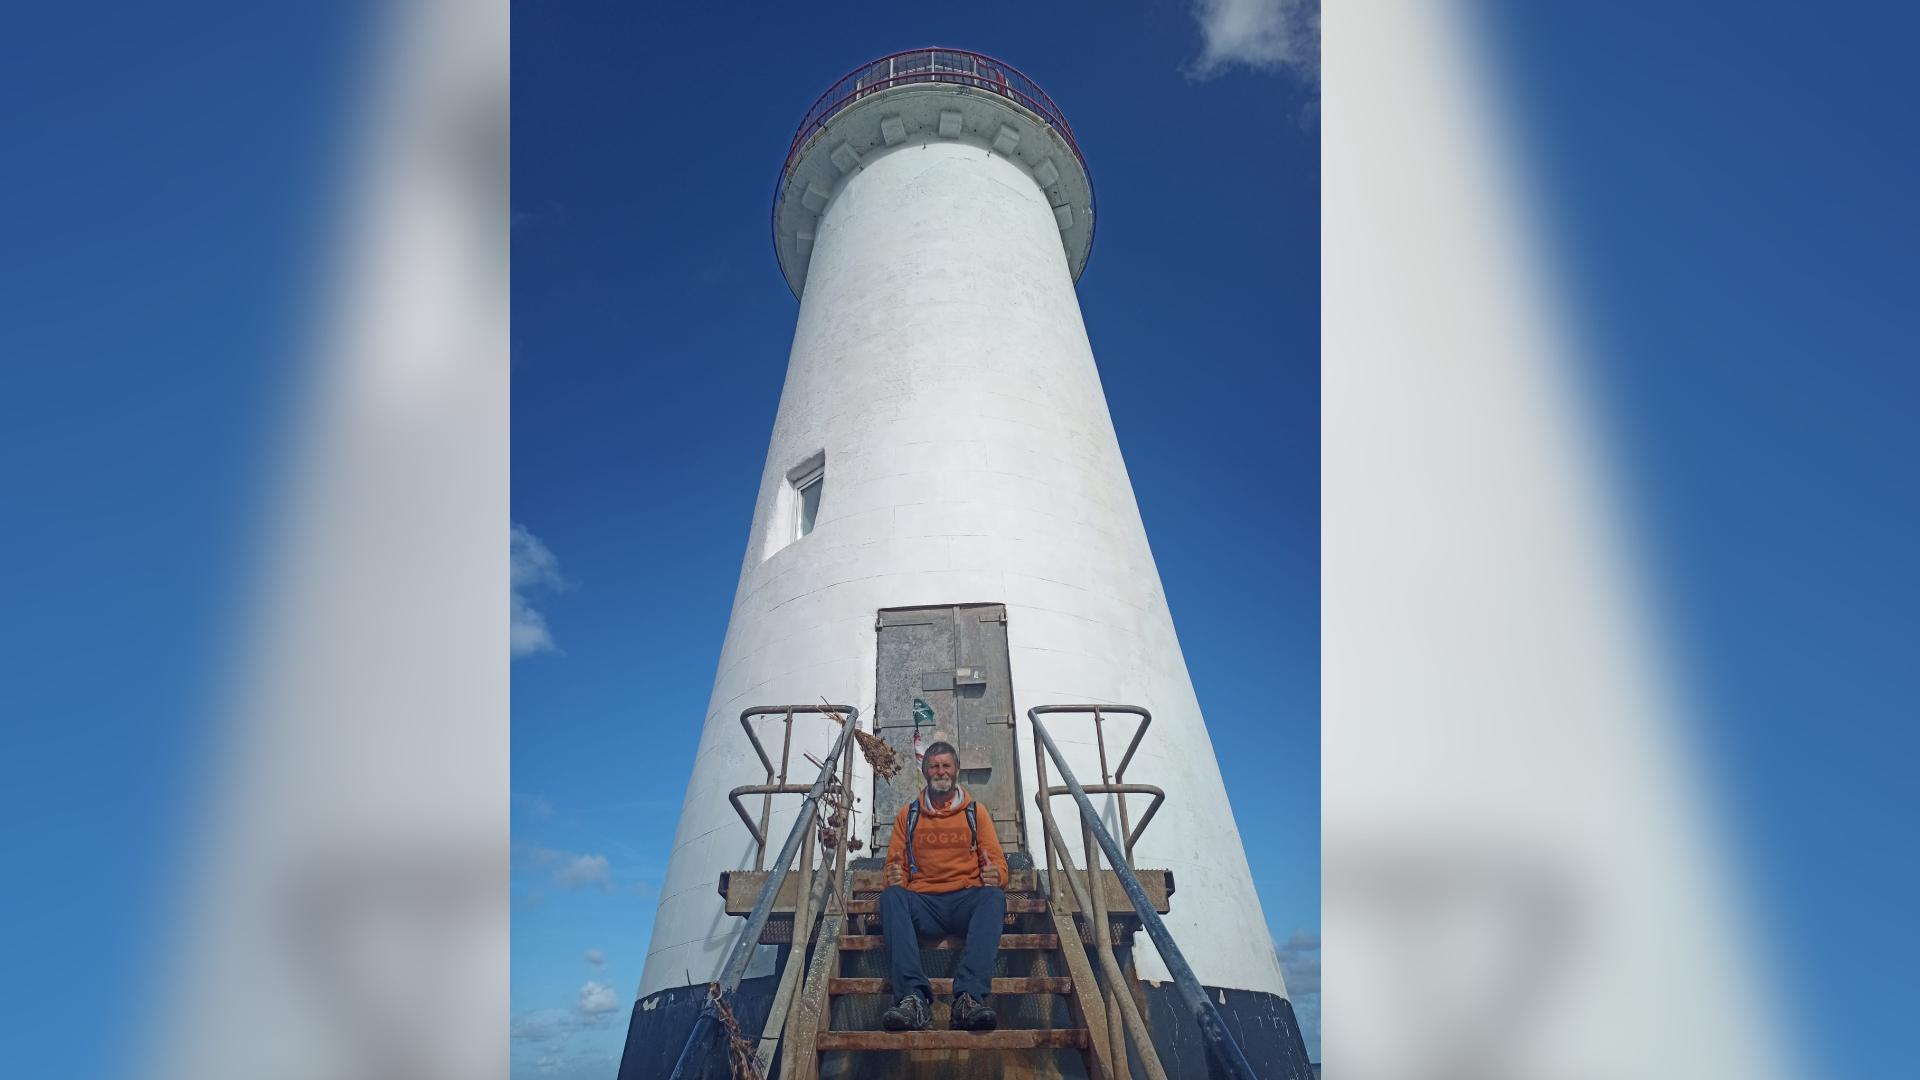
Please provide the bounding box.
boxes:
[881,993,932,1031]
[950,992,997,1032]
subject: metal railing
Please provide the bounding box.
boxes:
[1031,704,1167,869]
[1029,706,1259,1080]
[668,704,859,1080]
[730,705,853,869]
[780,47,1086,180]
[770,46,1097,292]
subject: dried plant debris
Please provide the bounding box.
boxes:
[817,792,865,854]
[820,701,902,780]
[705,982,762,1080]
[853,728,901,780]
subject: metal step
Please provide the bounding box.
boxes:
[847,896,1050,914]
[828,976,1073,996]
[719,867,1175,916]
[837,933,1059,951]
[815,1029,1090,1051]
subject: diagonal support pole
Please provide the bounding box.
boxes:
[1030,710,1260,1080]
[669,707,857,1080]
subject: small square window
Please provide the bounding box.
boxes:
[794,465,824,539]
[763,451,827,562]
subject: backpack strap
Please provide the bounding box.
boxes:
[965,802,978,851]
[905,798,921,875]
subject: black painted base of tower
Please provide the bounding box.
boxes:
[615,966,1314,1079]
[1135,983,1315,1080]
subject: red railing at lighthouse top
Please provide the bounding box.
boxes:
[779,47,1089,180]
[770,47,1096,292]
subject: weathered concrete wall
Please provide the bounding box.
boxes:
[639,92,1290,1005]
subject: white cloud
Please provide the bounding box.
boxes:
[510,980,622,1053]
[513,989,621,1048]
[528,1048,618,1078]
[1276,926,1321,996]
[584,948,606,967]
[512,522,568,658]
[1189,0,1320,81]
[513,791,556,818]
[1274,927,1320,1056]
[575,980,620,1017]
[512,593,556,657]
[555,854,610,889]
[511,1009,563,1042]
[515,844,613,891]
[512,522,564,589]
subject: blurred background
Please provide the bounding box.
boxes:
[1323,4,1914,1078]
[0,1,1913,1077]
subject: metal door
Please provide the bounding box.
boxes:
[870,603,1023,857]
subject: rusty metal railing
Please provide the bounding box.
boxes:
[729,705,855,869]
[1029,705,1258,1080]
[1030,704,1167,868]
[669,704,859,1080]
[769,46,1097,295]
[780,46,1086,180]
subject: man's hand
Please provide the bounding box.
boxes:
[885,862,905,887]
[979,860,1001,888]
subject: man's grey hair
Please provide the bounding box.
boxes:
[920,741,959,772]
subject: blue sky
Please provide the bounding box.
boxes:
[510,3,1321,1074]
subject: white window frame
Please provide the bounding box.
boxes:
[762,450,827,562]
[793,464,825,539]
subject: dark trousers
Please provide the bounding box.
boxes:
[880,884,1006,1002]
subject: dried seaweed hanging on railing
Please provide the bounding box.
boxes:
[705,982,762,1080]
[799,748,866,856]
[815,789,864,854]
[853,728,900,780]
[822,700,901,780]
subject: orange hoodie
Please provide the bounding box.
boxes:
[884,786,1011,894]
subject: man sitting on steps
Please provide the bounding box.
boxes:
[878,740,1010,1033]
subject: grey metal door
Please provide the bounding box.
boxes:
[870,603,1023,857]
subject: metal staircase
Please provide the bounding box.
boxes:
[669,703,1262,1080]
[767,860,1170,1078]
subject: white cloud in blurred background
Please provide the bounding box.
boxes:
[1189,0,1320,80]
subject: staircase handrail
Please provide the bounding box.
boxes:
[1037,781,1166,868]
[1029,704,1163,866]
[1031,784,1168,1078]
[668,704,859,1080]
[1028,707,1260,1080]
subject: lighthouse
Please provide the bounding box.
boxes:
[622,48,1307,1075]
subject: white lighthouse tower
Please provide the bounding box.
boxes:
[623,48,1306,1075]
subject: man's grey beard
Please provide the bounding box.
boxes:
[928,776,955,792]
